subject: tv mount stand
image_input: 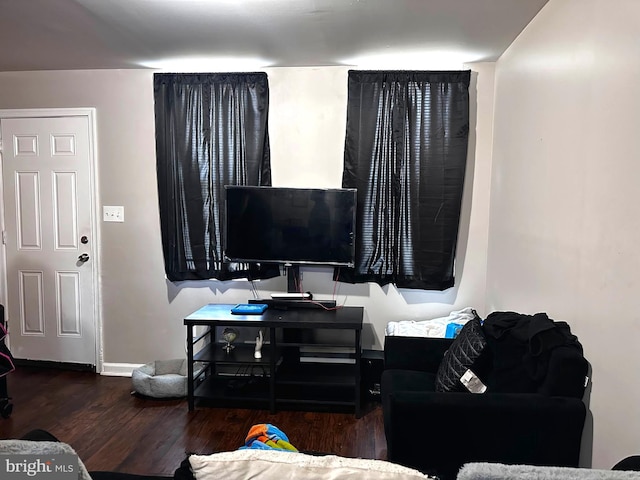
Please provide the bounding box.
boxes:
[285,264,301,294]
[249,264,337,309]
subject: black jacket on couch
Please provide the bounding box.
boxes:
[381,312,589,480]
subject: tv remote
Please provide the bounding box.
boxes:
[271,292,312,300]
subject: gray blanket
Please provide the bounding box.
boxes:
[458,463,640,480]
[0,440,92,480]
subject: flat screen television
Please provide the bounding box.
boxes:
[224,186,357,267]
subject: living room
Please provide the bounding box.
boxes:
[0,0,638,477]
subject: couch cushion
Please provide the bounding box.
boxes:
[435,316,491,393]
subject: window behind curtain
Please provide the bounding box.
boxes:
[154,72,279,282]
[341,70,471,290]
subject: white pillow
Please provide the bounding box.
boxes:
[189,449,435,480]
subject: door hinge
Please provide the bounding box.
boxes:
[1,231,6,245]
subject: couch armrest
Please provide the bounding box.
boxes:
[384,336,453,373]
[385,391,586,480]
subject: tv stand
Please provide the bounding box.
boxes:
[184,303,364,417]
[249,298,337,310]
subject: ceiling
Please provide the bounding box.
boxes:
[0,0,549,72]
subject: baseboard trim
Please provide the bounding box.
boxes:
[101,362,143,377]
[13,359,96,372]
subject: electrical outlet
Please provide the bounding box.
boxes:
[103,205,124,222]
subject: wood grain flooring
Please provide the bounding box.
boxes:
[0,366,386,477]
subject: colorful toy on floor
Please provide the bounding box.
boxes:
[240,424,298,451]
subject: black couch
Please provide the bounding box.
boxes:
[381,312,589,480]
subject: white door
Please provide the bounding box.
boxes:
[0,114,97,367]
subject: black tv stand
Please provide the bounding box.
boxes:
[249,298,337,310]
[184,303,364,417]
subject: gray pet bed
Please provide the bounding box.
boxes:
[132,358,194,398]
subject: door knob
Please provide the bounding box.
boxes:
[78,253,90,263]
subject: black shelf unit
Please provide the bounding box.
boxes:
[194,375,271,408]
[277,362,357,386]
[194,342,276,365]
[184,303,364,417]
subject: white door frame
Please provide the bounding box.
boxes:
[0,108,102,371]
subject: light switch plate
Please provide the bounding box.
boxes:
[103,205,124,222]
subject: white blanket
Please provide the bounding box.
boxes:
[189,449,436,480]
[385,307,476,338]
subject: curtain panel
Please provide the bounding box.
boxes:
[341,70,471,290]
[154,72,277,281]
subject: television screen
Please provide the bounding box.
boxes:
[224,186,356,266]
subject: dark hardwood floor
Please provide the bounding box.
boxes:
[0,366,386,477]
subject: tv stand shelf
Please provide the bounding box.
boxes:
[184,303,364,417]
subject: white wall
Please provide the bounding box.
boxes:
[488,0,640,469]
[0,63,494,362]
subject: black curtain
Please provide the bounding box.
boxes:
[341,70,470,290]
[154,72,278,281]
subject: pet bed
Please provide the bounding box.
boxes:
[132,359,196,398]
